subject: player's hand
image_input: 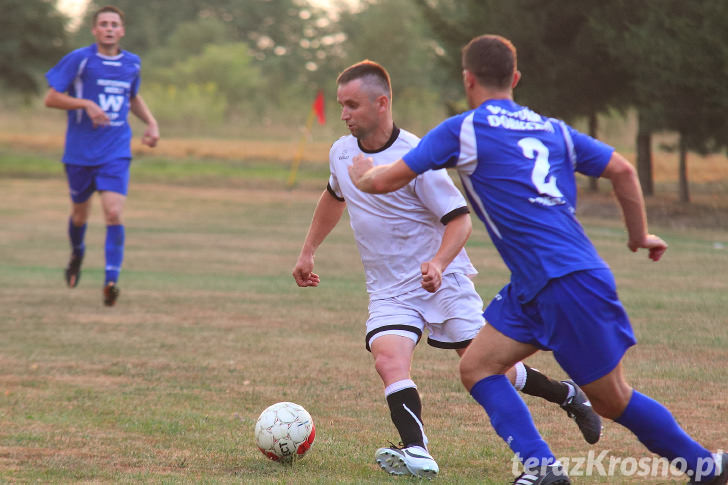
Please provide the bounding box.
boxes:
[348,154,374,187]
[292,255,320,287]
[85,102,110,128]
[628,234,668,262]
[420,261,443,293]
[142,122,160,147]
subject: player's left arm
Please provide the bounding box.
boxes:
[348,154,416,193]
[420,212,472,293]
[130,94,159,147]
[600,151,667,261]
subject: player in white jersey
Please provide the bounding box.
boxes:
[292,60,601,479]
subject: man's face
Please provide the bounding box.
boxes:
[337,79,381,140]
[92,12,125,50]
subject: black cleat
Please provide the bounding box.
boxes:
[689,452,728,485]
[65,252,83,288]
[560,380,602,444]
[513,464,571,485]
[103,282,120,307]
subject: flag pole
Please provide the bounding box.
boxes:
[287,108,316,188]
[288,91,324,189]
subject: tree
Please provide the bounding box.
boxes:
[605,0,728,202]
[146,41,263,117]
[0,0,68,96]
[333,0,452,131]
[78,0,337,118]
[415,0,635,190]
[75,1,202,53]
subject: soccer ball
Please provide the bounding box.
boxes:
[254,402,315,464]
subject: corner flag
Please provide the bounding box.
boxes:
[313,90,325,125]
[287,90,326,188]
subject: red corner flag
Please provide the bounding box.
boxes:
[312,90,325,125]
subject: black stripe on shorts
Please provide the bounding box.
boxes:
[427,336,473,350]
[365,324,423,352]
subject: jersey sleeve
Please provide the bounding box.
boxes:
[45,49,85,93]
[566,124,615,177]
[129,53,141,98]
[402,116,463,174]
[327,145,344,200]
[413,168,469,224]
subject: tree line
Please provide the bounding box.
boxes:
[2,0,726,201]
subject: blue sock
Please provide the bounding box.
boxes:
[470,375,554,468]
[104,224,125,284]
[68,218,86,257]
[616,390,715,479]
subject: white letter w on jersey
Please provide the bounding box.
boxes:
[98,94,124,112]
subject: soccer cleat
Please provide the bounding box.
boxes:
[560,380,602,444]
[65,252,83,288]
[375,445,439,479]
[689,452,728,485]
[512,464,571,485]
[103,282,120,307]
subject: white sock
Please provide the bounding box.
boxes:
[384,378,416,398]
[513,361,527,391]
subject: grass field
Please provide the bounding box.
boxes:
[0,143,727,484]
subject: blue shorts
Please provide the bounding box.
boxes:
[64,159,131,203]
[483,268,636,386]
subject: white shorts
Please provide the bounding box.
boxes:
[365,273,485,351]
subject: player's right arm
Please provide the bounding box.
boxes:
[292,189,346,287]
[44,87,109,128]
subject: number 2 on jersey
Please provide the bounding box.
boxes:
[518,137,563,198]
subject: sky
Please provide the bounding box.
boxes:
[56,0,88,30]
[57,0,358,33]
[56,0,349,19]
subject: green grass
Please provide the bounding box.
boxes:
[0,147,330,189]
[0,153,727,483]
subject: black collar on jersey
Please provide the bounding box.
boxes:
[357,124,400,154]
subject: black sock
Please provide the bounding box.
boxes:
[520,366,569,405]
[386,387,426,449]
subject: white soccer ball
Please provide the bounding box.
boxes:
[254,401,315,463]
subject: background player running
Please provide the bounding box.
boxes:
[45,5,159,306]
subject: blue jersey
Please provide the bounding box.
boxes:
[46,44,141,166]
[403,99,614,303]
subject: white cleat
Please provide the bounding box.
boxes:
[375,445,439,479]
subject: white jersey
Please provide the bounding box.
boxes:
[328,126,477,299]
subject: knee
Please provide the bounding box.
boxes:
[459,353,492,391]
[70,213,87,226]
[374,352,406,380]
[585,385,633,420]
[70,206,89,226]
[104,207,123,225]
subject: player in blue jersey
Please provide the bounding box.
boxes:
[45,5,159,306]
[349,35,726,485]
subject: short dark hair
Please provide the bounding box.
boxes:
[462,35,517,89]
[336,60,392,101]
[93,5,125,26]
